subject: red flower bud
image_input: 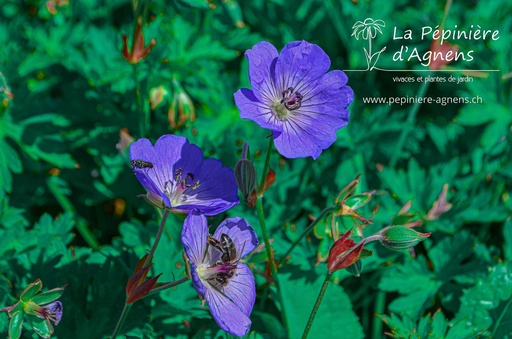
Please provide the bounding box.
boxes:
[126,255,161,304]
[327,228,365,272]
[122,17,156,64]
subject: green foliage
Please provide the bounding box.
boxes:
[0,0,511,338]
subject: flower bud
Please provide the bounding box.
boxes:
[427,184,452,220]
[149,85,169,110]
[245,167,276,208]
[126,255,162,304]
[46,0,69,15]
[168,80,196,129]
[2,279,66,338]
[334,175,375,226]
[122,17,156,64]
[234,143,257,202]
[327,228,365,273]
[379,225,430,251]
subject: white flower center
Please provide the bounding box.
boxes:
[163,168,200,207]
[271,87,303,121]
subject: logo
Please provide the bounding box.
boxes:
[349,17,500,73]
[351,18,387,71]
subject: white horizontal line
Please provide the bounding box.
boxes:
[343,69,501,72]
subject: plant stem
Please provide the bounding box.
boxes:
[389,79,431,168]
[111,302,132,339]
[254,137,289,333]
[372,290,386,339]
[144,276,190,296]
[302,271,332,339]
[144,210,169,267]
[257,137,273,196]
[133,63,146,137]
[279,206,336,264]
[255,197,289,333]
[47,177,99,249]
[111,210,169,338]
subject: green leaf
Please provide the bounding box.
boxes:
[504,219,512,261]
[176,0,211,9]
[27,314,52,338]
[280,265,364,339]
[428,231,482,283]
[251,311,286,339]
[0,111,23,197]
[379,256,442,318]
[380,310,479,339]
[20,280,43,302]
[453,262,512,337]
[31,287,66,305]
[8,310,24,339]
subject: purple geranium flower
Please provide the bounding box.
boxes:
[130,134,239,216]
[234,40,354,159]
[181,209,258,337]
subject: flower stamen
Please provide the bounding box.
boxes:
[281,87,303,111]
[271,87,303,121]
[163,168,201,206]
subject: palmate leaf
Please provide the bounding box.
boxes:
[453,262,512,338]
[377,158,459,212]
[380,231,493,318]
[19,113,77,169]
[380,309,481,339]
[379,256,442,318]
[428,230,486,284]
[0,109,77,199]
[0,212,75,267]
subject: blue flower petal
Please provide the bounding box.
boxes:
[181,210,208,267]
[213,217,258,257]
[275,41,331,94]
[246,41,279,103]
[177,158,239,216]
[234,88,283,132]
[205,281,252,337]
[222,264,256,317]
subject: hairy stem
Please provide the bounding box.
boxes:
[280,206,336,264]
[302,271,332,339]
[257,137,273,196]
[144,210,169,267]
[255,137,289,333]
[111,303,132,339]
[112,210,169,338]
[144,276,190,297]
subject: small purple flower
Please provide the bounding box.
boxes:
[40,301,63,325]
[234,40,354,159]
[181,209,258,337]
[130,135,239,216]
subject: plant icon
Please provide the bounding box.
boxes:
[351,18,387,70]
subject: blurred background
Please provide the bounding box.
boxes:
[0,0,511,338]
